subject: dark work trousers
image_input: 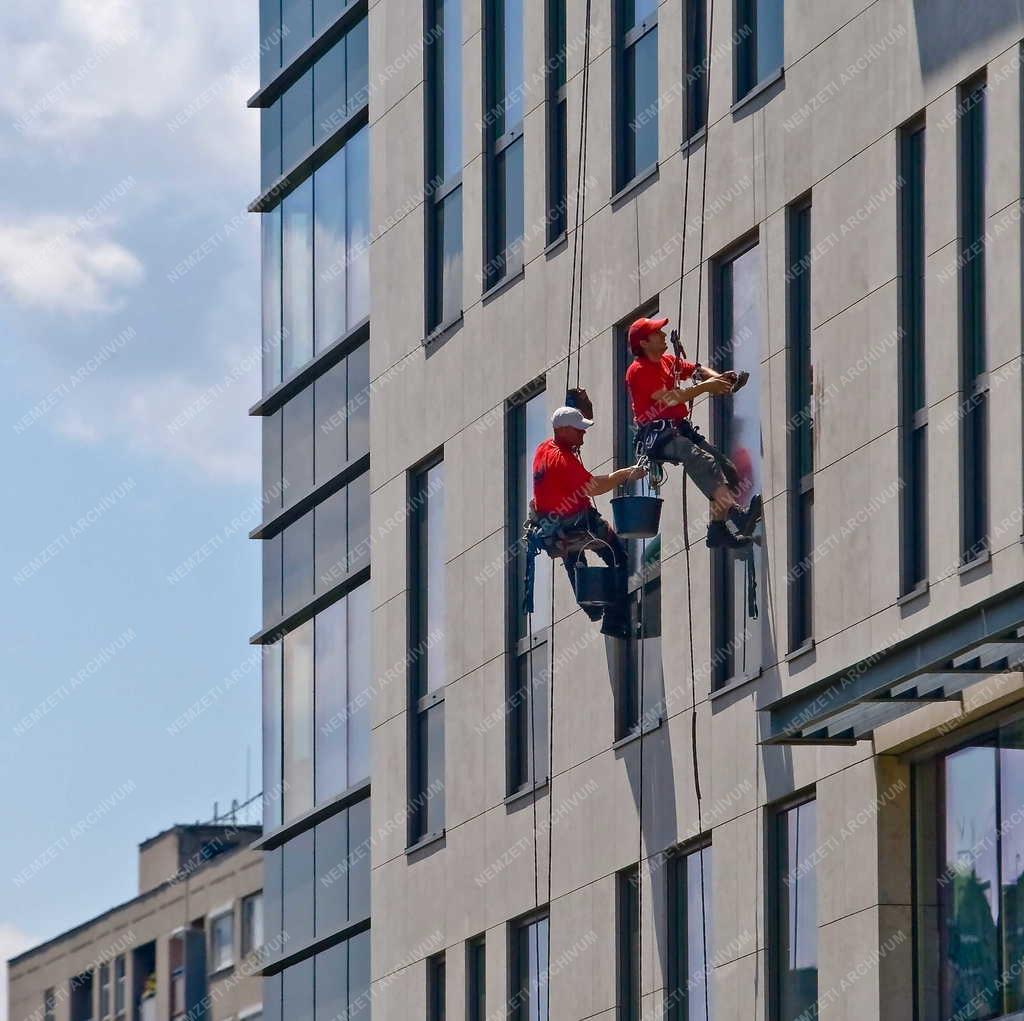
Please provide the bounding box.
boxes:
[560,511,630,636]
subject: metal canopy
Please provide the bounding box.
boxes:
[761,585,1024,746]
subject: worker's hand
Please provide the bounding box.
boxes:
[705,377,734,396]
[626,464,648,481]
[720,370,739,386]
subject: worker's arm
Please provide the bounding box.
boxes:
[651,376,733,405]
[585,464,646,497]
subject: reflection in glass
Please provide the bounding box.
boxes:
[513,916,549,1021]
[521,392,551,632]
[755,0,784,81]
[283,386,315,506]
[496,137,524,274]
[348,930,372,1015]
[348,797,372,919]
[282,955,314,1021]
[436,189,463,328]
[943,742,999,1019]
[346,581,372,783]
[1002,721,1024,1010]
[283,179,315,375]
[436,0,463,182]
[501,0,524,131]
[281,69,313,169]
[315,941,347,1021]
[346,18,369,114]
[263,412,283,513]
[314,597,348,801]
[314,150,347,350]
[261,0,283,82]
[315,812,349,937]
[623,0,658,29]
[262,644,283,828]
[419,704,446,834]
[283,829,316,951]
[283,510,315,612]
[262,102,282,190]
[314,358,348,478]
[314,488,348,592]
[685,845,713,1021]
[346,126,371,327]
[423,462,447,693]
[623,28,658,181]
[263,534,283,626]
[282,0,313,66]
[777,799,818,1021]
[262,208,282,392]
[347,472,371,575]
[283,621,315,821]
[347,343,370,459]
[313,44,346,145]
[314,0,346,35]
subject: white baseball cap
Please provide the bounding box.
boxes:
[551,406,594,431]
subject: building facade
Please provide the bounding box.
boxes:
[7,824,263,1021]
[255,0,1024,1019]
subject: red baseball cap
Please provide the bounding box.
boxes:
[628,316,669,353]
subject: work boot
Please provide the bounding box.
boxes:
[707,520,751,550]
[729,494,763,538]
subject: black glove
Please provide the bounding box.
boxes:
[565,388,594,419]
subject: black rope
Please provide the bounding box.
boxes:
[565,0,593,395]
[545,560,556,987]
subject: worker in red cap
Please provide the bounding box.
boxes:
[624,316,761,548]
[523,406,647,637]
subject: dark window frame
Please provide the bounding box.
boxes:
[734,0,784,102]
[467,934,487,1021]
[786,198,813,651]
[425,0,464,335]
[767,790,819,1021]
[408,451,447,845]
[710,232,763,690]
[545,0,568,243]
[616,864,641,1021]
[666,836,713,1021]
[506,379,551,794]
[614,306,664,737]
[613,0,659,192]
[483,0,526,290]
[684,0,709,140]
[508,909,550,1021]
[898,115,928,594]
[428,952,447,1021]
[957,74,989,564]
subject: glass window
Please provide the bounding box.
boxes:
[282,179,315,376]
[314,0,346,34]
[346,17,369,115]
[430,188,463,332]
[210,911,235,972]
[262,101,282,191]
[242,894,264,957]
[261,0,283,83]
[774,798,818,1021]
[283,620,315,820]
[346,581,372,783]
[314,358,349,479]
[282,68,314,169]
[314,149,348,349]
[283,829,316,948]
[348,930,371,1016]
[44,988,56,1021]
[313,44,346,145]
[619,5,658,187]
[315,488,348,591]
[468,936,486,1021]
[315,810,350,937]
[684,0,708,138]
[483,0,524,289]
[263,533,283,627]
[263,412,283,514]
[668,843,713,1021]
[264,973,283,1021]
[264,847,284,946]
[617,867,640,1021]
[347,470,371,575]
[428,953,446,1021]
[70,970,93,1021]
[282,387,315,506]
[899,119,927,593]
[959,77,988,563]
[348,795,372,920]
[414,703,446,838]
[712,242,763,687]
[99,962,110,1020]
[546,0,567,242]
[282,0,313,66]
[114,957,126,1019]
[314,596,348,799]
[787,201,813,651]
[736,0,784,99]
[315,941,348,1021]
[262,207,283,392]
[347,341,370,459]
[508,387,550,792]
[282,956,314,1021]
[510,915,548,1021]
[418,462,446,694]
[283,510,315,613]
[345,125,371,327]
[263,643,283,828]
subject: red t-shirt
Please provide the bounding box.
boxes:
[533,439,593,517]
[625,353,697,424]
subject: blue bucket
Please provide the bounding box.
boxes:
[611,495,663,540]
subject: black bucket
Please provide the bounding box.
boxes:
[611,495,663,540]
[574,564,618,608]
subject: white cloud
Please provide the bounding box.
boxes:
[0,923,36,1021]
[0,215,143,312]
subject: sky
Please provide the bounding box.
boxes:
[0,2,264,1014]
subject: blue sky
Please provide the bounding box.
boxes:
[0,1,264,1008]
